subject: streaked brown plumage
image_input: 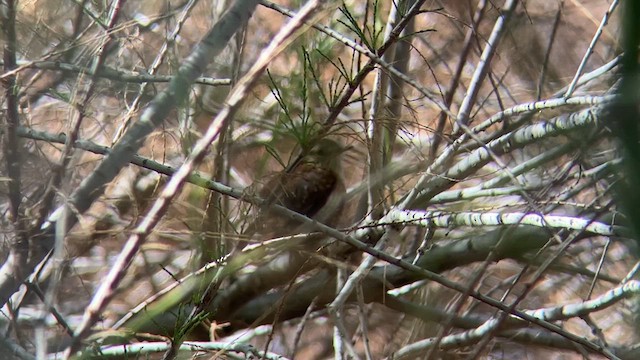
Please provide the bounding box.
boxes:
[260,162,338,218]
[243,139,346,242]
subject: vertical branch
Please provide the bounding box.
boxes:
[384,1,415,167]
[536,1,564,100]
[0,0,28,283]
[48,0,125,268]
[1,0,22,220]
[430,0,487,159]
[200,7,248,265]
[335,1,407,354]
[564,0,620,98]
[366,0,401,219]
[608,0,640,247]
[454,0,518,130]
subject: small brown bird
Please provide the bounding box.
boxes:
[242,139,347,243]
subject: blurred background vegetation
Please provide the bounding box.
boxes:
[1,0,638,359]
